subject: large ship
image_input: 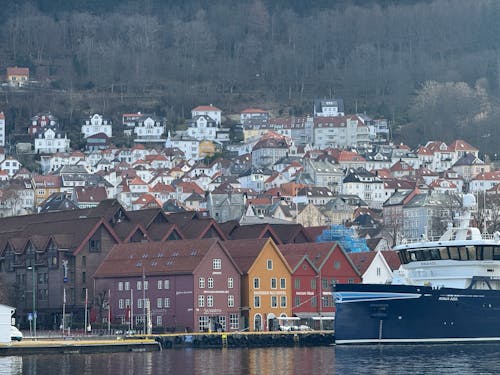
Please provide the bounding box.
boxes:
[334,194,500,344]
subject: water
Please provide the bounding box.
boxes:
[1,344,499,375]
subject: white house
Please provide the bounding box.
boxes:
[186,115,218,141]
[133,115,166,144]
[0,156,21,177]
[192,105,222,125]
[313,98,345,117]
[165,134,201,160]
[34,128,71,154]
[348,251,400,284]
[81,113,112,138]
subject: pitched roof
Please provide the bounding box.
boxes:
[94,238,221,277]
[222,238,275,273]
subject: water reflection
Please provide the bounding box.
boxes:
[17,347,335,375]
[0,356,22,375]
[14,343,500,375]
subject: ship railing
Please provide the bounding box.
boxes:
[400,232,496,244]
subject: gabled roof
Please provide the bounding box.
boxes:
[228,223,282,244]
[223,238,291,274]
[447,139,478,152]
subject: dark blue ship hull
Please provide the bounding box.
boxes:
[334,284,500,344]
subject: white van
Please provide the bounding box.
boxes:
[10,326,23,341]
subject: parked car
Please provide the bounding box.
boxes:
[10,326,23,341]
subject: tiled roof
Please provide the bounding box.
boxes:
[222,238,270,273]
[94,238,221,277]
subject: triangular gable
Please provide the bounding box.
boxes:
[124,224,152,243]
[163,227,183,241]
[292,254,319,274]
[74,219,122,255]
[199,221,228,240]
[248,238,293,275]
[331,243,362,278]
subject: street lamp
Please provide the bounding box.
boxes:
[27,265,36,340]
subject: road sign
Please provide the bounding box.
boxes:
[28,313,33,321]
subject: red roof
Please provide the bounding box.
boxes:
[447,139,478,152]
[7,67,29,76]
[193,105,221,112]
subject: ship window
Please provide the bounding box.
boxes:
[449,247,460,260]
[483,246,493,260]
[467,246,477,260]
[459,247,468,260]
[439,248,450,260]
[399,250,409,264]
[493,247,500,261]
[430,249,441,260]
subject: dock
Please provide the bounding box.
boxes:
[0,331,335,355]
[153,331,335,349]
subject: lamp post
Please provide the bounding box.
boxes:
[27,265,36,340]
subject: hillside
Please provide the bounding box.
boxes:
[1,0,500,152]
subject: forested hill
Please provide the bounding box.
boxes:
[1,0,500,153]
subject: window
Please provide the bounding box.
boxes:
[228,295,234,307]
[199,277,205,288]
[137,281,142,291]
[119,299,124,309]
[254,296,261,308]
[118,282,123,291]
[164,298,170,308]
[228,277,234,289]
[212,258,221,270]
[295,296,301,307]
[198,295,205,307]
[253,278,260,289]
[311,278,316,289]
[157,298,162,308]
[207,295,214,307]
[271,296,278,308]
[199,316,209,331]
[267,259,273,270]
[138,299,143,309]
[322,278,328,290]
[271,278,277,289]
[125,282,130,291]
[125,299,130,308]
[89,239,101,252]
[208,277,214,289]
[229,314,239,330]
[376,267,381,276]
[280,296,287,308]
[164,280,170,289]
[294,279,300,289]
[144,281,148,290]
[156,316,162,326]
[158,280,163,290]
[280,278,286,289]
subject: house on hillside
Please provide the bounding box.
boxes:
[6,67,29,87]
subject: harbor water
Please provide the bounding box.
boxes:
[2,343,499,374]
